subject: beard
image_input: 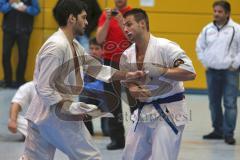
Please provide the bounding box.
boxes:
[214,16,227,24]
[74,27,84,36]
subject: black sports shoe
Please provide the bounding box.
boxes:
[0,81,12,88]
[203,131,223,139]
[17,134,26,142]
[106,140,125,150]
[224,136,236,145]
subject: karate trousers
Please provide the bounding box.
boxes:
[19,109,101,160]
[123,119,184,160]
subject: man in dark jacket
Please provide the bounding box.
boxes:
[0,0,40,88]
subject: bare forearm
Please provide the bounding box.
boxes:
[9,103,22,121]
[111,70,146,83]
[164,68,196,81]
[96,21,110,44]
[111,71,126,81]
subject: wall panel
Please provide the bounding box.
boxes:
[0,0,239,89]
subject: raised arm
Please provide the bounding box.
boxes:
[96,10,111,44]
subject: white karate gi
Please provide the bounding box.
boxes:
[120,35,195,160]
[20,29,116,160]
[11,81,35,136]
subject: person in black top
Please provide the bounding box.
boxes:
[0,0,40,88]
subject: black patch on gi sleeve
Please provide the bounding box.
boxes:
[173,59,184,67]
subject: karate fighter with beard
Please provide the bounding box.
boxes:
[19,1,145,160]
[120,9,196,160]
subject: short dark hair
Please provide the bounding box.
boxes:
[53,0,87,27]
[213,0,231,13]
[89,37,102,48]
[123,8,149,31]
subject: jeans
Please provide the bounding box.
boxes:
[206,68,239,137]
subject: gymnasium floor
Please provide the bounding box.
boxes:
[0,88,239,160]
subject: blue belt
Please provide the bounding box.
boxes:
[134,92,185,135]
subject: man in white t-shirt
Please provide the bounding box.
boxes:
[8,81,35,137]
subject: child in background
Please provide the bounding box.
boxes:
[80,38,109,136]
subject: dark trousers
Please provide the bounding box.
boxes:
[79,88,110,136]
[84,118,109,136]
[2,31,30,84]
[104,59,125,143]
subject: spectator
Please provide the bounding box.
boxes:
[196,0,240,145]
[0,0,40,88]
[96,0,132,150]
[80,37,109,136]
